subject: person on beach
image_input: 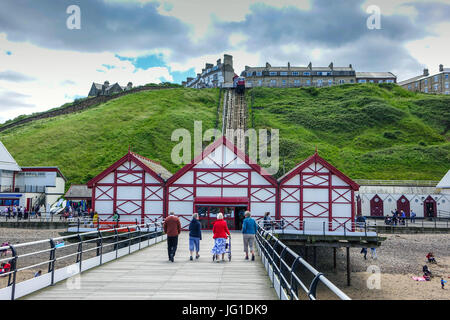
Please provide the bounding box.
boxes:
[211,213,230,263]
[360,247,368,260]
[163,212,181,262]
[0,242,9,257]
[242,211,257,261]
[441,278,447,289]
[0,261,11,277]
[423,265,432,278]
[426,252,437,263]
[188,213,202,261]
[370,247,377,259]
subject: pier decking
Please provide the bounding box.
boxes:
[24,231,277,300]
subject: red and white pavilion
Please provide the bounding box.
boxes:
[278,151,360,232]
[85,137,360,233]
[87,150,172,225]
[165,136,278,230]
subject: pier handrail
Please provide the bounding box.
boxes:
[258,218,378,236]
[255,225,351,300]
[0,222,164,300]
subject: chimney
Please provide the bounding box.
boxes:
[423,68,429,76]
[127,82,132,89]
[288,62,291,69]
[217,58,221,65]
[266,62,271,68]
[308,62,312,70]
[104,80,110,87]
[224,54,233,68]
[206,63,213,69]
[349,64,353,69]
[439,64,444,72]
[328,62,334,70]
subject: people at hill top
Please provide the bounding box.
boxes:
[242,211,257,261]
[188,213,202,261]
[211,213,230,263]
[164,212,181,262]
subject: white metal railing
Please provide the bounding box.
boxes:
[259,219,378,237]
[255,226,351,300]
[0,222,165,300]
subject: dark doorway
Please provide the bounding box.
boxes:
[195,205,247,230]
[370,195,383,216]
[397,195,410,217]
[423,196,437,218]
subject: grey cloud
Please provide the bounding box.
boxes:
[0,0,199,58]
[0,91,35,111]
[216,0,431,51]
[0,70,36,82]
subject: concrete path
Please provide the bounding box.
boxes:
[24,231,277,300]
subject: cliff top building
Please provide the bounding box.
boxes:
[399,64,450,94]
[184,54,235,88]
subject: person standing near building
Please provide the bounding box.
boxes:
[410,210,416,223]
[242,211,257,261]
[188,213,202,261]
[164,212,181,262]
[263,212,272,231]
[112,210,120,227]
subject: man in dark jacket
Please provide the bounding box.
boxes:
[163,212,181,262]
[188,213,202,261]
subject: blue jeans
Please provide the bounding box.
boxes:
[189,237,200,253]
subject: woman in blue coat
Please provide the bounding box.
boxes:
[189,212,202,261]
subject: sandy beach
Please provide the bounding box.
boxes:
[308,233,450,300]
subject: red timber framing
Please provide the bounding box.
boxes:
[278,151,359,232]
[87,151,166,225]
[165,136,278,230]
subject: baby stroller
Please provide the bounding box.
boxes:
[212,235,232,262]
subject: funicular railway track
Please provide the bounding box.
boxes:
[223,89,247,148]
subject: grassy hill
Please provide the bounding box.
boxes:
[248,84,450,180]
[0,89,218,184]
[0,84,449,186]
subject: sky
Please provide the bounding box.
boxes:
[0,0,449,123]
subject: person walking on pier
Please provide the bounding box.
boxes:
[211,213,230,263]
[188,213,202,261]
[164,212,181,262]
[242,211,257,261]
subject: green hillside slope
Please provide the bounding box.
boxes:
[0,89,218,184]
[0,84,449,186]
[249,84,450,180]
